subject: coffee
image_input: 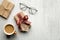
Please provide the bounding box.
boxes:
[5,25,14,33]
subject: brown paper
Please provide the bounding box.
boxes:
[0,5,4,15]
[0,0,14,19]
[20,23,31,32]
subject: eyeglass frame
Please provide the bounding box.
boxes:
[19,3,38,15]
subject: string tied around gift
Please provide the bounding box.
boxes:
[16,13,31,27]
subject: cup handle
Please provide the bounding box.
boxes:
[14,31,16,35]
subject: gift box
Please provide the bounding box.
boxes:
[0,0,14,19]
[14,12,31,32]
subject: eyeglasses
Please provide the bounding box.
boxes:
[19,3,38,15]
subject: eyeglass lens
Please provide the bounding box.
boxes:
[20,3,27,11]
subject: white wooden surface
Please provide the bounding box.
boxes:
[0,0,60,40]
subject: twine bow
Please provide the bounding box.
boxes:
[16,13,31,26]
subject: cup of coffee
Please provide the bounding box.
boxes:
[4,24,16,35]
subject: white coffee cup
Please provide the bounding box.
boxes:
[4,24,16,35]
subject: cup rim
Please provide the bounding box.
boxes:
[4,24,15,35]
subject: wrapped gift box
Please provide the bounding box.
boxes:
[14,12,31,32]
[0,0,14,19]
